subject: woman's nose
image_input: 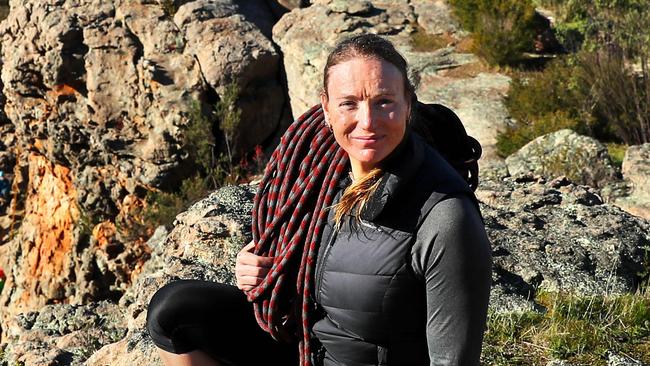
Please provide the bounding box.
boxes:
[356,103,376,130]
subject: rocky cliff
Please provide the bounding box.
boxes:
[0,0,291,335]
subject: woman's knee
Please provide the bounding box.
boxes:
[146,280,195,343]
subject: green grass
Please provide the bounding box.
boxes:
[605,143,628,169]
[482,288,650,365]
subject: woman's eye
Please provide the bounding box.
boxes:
[379,99,393,106]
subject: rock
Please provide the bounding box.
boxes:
[417,72,511,165]
[613,143,650,220]
[0,301,127,366]
[176,0,287,153]
[273,0,510,163]
[0,0,287,330]
[2,185,255,365]
[607,352,648,366]
[85,185,256,365]
[546,361,577,366]
[622,144,650,196]
[410,0,461,35]
[505,129,620,189]
[5,174,650,362]
[478,173,650,312]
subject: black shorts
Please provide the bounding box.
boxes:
[146,280,298,365]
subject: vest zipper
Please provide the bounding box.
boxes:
[359,218,384,233]
[315,227,338,303]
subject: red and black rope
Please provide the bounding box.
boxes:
[248,105,348,366]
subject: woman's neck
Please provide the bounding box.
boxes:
[350,161,373,181]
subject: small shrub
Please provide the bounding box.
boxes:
[504,57,585,124]
[498,48,650,156]
[497,110,582,157]
[184,99,215,174]
[409,25,451,52]
[142,83,262,229]
[144,174,208,228]
[605,143,627,168]
[215,83,243,169]
[449,0,538,65]
[536,0,650,56]
[576,49,650,145]
[160,0,178,18]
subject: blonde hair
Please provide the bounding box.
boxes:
[332,168,383,230]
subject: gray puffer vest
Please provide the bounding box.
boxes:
[311,132,478,366]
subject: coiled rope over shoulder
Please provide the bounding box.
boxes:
[248,105,348,366]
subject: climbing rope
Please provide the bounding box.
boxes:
[248,104,348,366]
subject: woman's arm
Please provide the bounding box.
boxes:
[411,195,493,366]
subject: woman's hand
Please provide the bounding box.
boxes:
[235,241,274,293]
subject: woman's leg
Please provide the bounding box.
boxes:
[146,279,298,366]
[157,349,221,366]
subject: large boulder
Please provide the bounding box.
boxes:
[174,0,287,153]
[505,129,620,189]
[272,0,509,164]
[85,185,256,365]
[0,0,286,335]
[478,173,650,313]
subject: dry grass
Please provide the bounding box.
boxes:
[482,287,650,365]
[409,25,457,52]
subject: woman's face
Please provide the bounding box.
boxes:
[321,57,410,178]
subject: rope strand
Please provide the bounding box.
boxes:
[250,105,348,365]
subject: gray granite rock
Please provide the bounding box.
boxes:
[0,301,127,366]
[86,184,256,365]
[505,129,620,189]
[613,143,650,220]
[478,173,650,313]
[5,171,650,363]
[607,352,648,366]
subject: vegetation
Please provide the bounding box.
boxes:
[605,143,628,168]
[409,25,452,52]
[496,56,590,156]
[535,0,650,56]
[482,288,650,365]
[494,0,650,157]
[160,0,178,18]
[448,0,538,65]
[143,84,265,230]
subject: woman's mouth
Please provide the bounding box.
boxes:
[352,135,384,146]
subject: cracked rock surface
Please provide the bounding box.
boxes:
[0,0,287,345]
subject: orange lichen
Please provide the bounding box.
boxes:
[50,83,78,97]
[92,221,117,249]
[23,154,78,280]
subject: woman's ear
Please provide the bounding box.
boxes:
[320,93,330,124]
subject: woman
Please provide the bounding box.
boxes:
[146,34,492,366]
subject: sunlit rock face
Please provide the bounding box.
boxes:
[0,0,286,343]
[273,0,510,164]
[614,143,650,220]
